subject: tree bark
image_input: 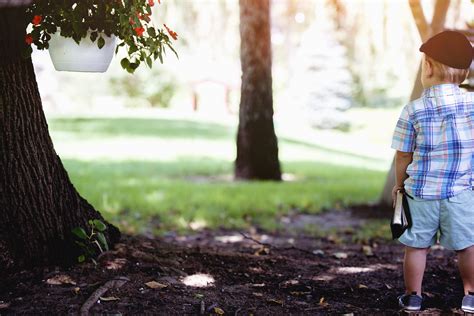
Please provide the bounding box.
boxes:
[379,0,450,207]
[0,6,120,271]
[235,0,282,180]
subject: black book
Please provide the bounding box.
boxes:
[390,191,412,239]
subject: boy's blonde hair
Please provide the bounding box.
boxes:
[426,55,470,84]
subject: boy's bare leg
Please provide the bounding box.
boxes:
[457,245,474,295]
[404,246,429,295]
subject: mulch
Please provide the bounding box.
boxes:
[0,227,470,315]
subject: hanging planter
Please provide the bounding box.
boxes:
[48,30,116,73]
[24,0,178,74]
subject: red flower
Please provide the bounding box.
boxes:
[25,34,33,45]
[148,0,154,6]
[129,17,135,25]
[164,24,178,40]
[134,27,145,37]
[32,15,42,26]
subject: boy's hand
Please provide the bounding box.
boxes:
[391,186,403,208]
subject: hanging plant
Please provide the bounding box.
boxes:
[24,0,178,73]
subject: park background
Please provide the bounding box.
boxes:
[2,0,474,314]
[32,0,472,237]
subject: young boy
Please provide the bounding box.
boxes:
[391,30,474,312]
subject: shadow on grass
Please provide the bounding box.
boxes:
[49,117,234,139]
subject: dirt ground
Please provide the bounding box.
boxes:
[0,210,472,315]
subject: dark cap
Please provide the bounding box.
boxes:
[419,30,473,69]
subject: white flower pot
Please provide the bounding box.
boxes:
[48,31,116,73]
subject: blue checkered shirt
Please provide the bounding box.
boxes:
[391,84,474,199]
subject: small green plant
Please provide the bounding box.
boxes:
[72,219,109,264]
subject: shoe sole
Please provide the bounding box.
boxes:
[462,306,474,313]
[404,307,421,311]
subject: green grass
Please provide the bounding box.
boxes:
[48,115,388,235]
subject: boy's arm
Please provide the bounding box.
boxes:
[395,151,413,187]
[391,150,413,206]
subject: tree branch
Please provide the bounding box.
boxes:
[431,0,450,36]
[409,0,429,40]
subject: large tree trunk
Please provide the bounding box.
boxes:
[0,6,120,271]
[379,0,450,207]
[235,0,281,180]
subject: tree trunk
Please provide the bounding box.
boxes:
[0,6,120,271]
[235,0,282,180]
[379,0,450,207]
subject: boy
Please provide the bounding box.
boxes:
[391,30,474,312]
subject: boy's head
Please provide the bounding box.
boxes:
[419,31,472,89]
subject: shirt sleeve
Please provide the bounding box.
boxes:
[391,106,416,152]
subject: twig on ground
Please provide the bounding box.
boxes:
[79,276,129,316]
[238,232,315,256]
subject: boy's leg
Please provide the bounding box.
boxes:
[404,246,429,295]
[457,245,474,295]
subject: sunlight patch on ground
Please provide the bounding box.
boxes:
[181,273,215,288]
[332,264,398,275]
[214,234,244,243]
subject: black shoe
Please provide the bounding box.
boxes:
[462,291,474,313]
[398,291,422,311]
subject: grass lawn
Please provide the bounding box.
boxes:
[48,113,390,234]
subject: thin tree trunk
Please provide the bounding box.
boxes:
[0,6,120,271]
[379,0,450,207]
[235,0,281,180]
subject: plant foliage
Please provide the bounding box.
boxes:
[25,0,178,73]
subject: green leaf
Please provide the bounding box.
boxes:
[78,255,86,263]
[147,27,156,37]
[72,227,88,240]
[96,232,109,251]
[21,46,33,59]
[166,42,179,59]
[128,45,138,55]
[92,219,107,232]
[97,37,105,49]
[120,58,130,70]
[146,56,153,68]
[90,31,98,42]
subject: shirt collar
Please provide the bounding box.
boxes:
[422,84,462,98]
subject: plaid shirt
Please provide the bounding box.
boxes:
[391,84,474,199]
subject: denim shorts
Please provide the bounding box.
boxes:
[399,189,474,251]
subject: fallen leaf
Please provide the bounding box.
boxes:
[145,281,168,289]
[319,297,328,306]
[46,274,76,286]
[99,296,120,302]
[213,307,225,315]
[358,284,368,289]
[362,245,374,256]
[249,267,264,273]
[385,283,393,289]
[72,287,81,294]
[0,302,10,309]
[252,292,263,297]
[253,246,270,256]
[105,258,127,270]
[333,252,348,259]
[281,279,299,287]
[250,283,265,288]
[312,249,325,256]
[267,298,283,305]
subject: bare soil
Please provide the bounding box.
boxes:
[0,222,470,315]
